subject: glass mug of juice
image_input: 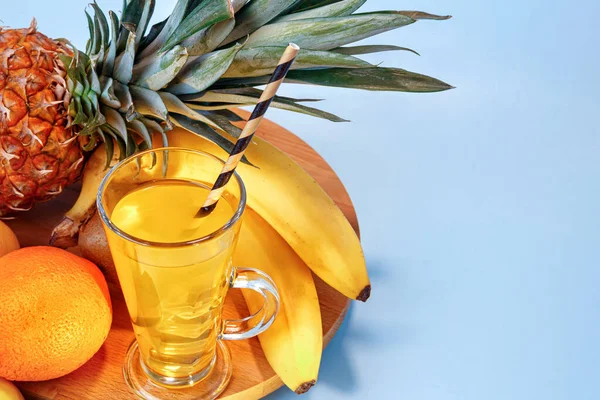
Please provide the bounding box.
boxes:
[97,147,280,400]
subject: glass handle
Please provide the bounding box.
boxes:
[220,267,280,341]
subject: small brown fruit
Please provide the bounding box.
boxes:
[78,212,119,289]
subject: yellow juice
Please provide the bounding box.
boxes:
[109,179,236,379]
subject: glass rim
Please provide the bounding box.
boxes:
[96,146,247,248]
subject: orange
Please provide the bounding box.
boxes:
[0,246,112,381]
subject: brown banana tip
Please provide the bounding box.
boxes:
[357,285,371,302]
[49,217,79,249]
[295,380,316,394]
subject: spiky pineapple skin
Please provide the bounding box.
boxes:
[0,24,84,215]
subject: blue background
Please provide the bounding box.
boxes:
[10,0,600,399]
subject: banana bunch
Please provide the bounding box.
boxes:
[234,208,322,394]
[50,128,369,393]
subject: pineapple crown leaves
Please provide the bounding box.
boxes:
[64,0,452,164]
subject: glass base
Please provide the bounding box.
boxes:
[123,340,232,400]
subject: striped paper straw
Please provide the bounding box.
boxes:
[198,43,300,216]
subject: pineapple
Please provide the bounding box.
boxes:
[0,0,452,216]
[0,24,84,214]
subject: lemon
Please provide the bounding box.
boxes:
[0,378,24,400]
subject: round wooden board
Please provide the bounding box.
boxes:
[8,114,357,400]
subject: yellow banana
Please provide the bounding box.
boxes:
[162,129,371,301]
[49,144,119,248]
[52,128,370,301]
[233,207,322,394]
